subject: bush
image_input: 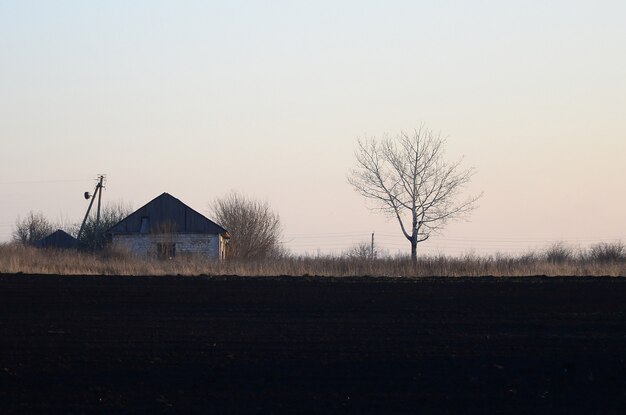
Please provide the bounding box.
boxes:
[587,242,625,263]
[344,242,374,260]
[544,242,573,264]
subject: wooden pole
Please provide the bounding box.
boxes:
[94,175,104,249]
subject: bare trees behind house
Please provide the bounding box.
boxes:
[348,126,481,261]
[12,203,131,249]
[211,192,283,259]
[73,202,132,249]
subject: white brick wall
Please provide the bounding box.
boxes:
[112,233,224,260]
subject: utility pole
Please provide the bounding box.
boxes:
[78,175,105,248]
[94,175,104,249]
[371,231,375,259]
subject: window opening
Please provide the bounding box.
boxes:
[157,242,176,259]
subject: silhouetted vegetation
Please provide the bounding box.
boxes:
[344,241,375,260]
[12,211,56,246]
[11,202,132,251]
[544,242,574,264]
[587,241,625,262]
[73,202,132,249]
[1,241,623,277]
[210,192,283,259]
[348,126,481,262]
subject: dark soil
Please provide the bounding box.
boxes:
[1,274,625,414]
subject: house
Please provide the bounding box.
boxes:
[107,193,228,260]
[36,229,81,249]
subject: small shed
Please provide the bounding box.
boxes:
[107,193,228,260]
[36,230,81,249]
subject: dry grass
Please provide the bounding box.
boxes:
[1,243,624,277]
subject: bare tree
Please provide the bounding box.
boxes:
[211,192,283,259]
[12,211,55,246]
[348,127,481,262]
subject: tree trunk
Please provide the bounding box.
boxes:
[411,239,417,263]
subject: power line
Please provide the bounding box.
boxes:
[286,230,624,241]
[0,178,93,185]
[283,231,625,255]
[284,232,370,238]
[289,236,624,244]
[373,233,625,243]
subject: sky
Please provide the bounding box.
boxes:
[1,1,625,256]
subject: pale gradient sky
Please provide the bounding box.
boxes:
[1,1,625,256]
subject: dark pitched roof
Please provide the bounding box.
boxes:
[36,229,81,249]
[107,193,227,235]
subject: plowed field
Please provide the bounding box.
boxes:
[1,275,625,413]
